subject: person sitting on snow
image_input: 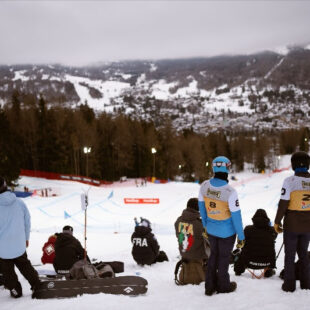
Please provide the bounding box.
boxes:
[234,209,277,278]
[41,234,59,265]
[53,225,88,275]
[131,218,168,265]
[174,198,210,284]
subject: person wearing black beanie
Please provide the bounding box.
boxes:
[274,151,310,292]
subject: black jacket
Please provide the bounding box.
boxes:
[131,226,160,265]
[275,171,310,233]
[240,209,277,269]
[174,208,208,261]
[53,233,85,273]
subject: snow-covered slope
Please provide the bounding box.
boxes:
[1,156,309,309]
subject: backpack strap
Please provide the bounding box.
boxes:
[174,259,184,285]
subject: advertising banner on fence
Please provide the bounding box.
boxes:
[124,198,160,204]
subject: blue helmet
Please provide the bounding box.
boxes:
[212,156,231,173]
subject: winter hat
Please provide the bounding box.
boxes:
[62,225,73,235]
[187,198,199,211]
[291,151,310,171]
[0,176,8,194]
[252,209,270,228]
[140,218,151,228]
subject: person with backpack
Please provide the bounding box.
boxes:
[41,233,59,265]
[274,151,310,292]
[0,176,41,298]
[53,225,88,274]
[234,209,277,278]
[198,156,245,296]
[174,198,209,285]
[131,218,168,265]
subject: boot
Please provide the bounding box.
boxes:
[10,282,22,298]
[218,281,237,294]
[205,287,216,296]
[264,269,275,278]
[31,281,44,299]
[228,281,237,293]
[282,281,296,292]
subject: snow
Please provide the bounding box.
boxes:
[270,46,290,56]
[149,64,157,72]
[151,79,178,100]
[151,79,203,100]
[264,58,285,79]
[12,70,29,82]
[306,44,310,51]
[64,74,130,109]
[1,155,310,309]
[119,73,132,80]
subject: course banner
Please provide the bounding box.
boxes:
[124,198,159,204]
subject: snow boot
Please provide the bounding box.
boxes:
[10,282,22,298]
[205,287,216,296]
[282,281,295,292]
[264,269,275,278]
[218,281,237,294]
[300,280,310,290]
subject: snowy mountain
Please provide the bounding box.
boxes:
[1,45,310,133]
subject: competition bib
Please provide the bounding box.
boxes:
[288,190,310,211]
[203,197,231,220]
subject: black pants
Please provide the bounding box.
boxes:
[284,231,310,289]
[0,260,3,285]
[205,234,235,293]
[0,252,40,291]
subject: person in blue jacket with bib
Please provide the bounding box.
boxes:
[198,156,245,296]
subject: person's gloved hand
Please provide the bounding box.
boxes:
[274,223,283,234]
[202,228,208,240]
[236,239,245,249]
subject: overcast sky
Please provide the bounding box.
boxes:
[0,0,309,65]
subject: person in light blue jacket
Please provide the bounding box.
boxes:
[198,156,245,296]
[0,176,40,298]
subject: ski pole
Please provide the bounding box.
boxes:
[276,242,284,261]
[84,206,87,261]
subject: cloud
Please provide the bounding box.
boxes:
[0,0,309,65]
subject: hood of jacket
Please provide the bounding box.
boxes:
[134,225,152,236]
[181,208,201,221]
[56,233,76,248]
[0,191,16,207]
[47,234,58,243]
[252,209,270,228]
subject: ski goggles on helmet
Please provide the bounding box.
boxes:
[213,161,231,168]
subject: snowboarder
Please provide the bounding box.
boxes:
[131,218,168,265]
[0,176,41,298]
[53,225,89,275]
[234,209,277,277]
[174,198,210,285]
[274,151,310,292]
[198,156,245,295]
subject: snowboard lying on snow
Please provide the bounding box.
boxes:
[32,276,148,299]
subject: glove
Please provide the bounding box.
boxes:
[202,228,208,240]
[236,239,245,249]
[274,223,283,234]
